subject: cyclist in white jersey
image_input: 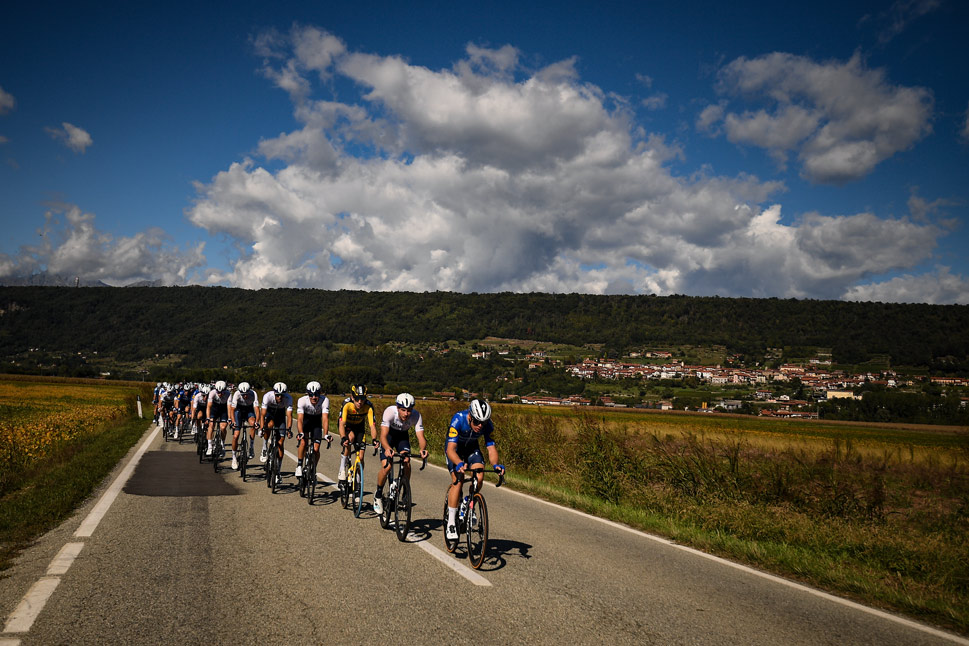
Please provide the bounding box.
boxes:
[373,393,428,514]
[206,380,231,456]
[260,383,294,485]
[228,382,259,470]
[191,387,207,435]
[295,381,332,479]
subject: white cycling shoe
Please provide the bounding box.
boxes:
[446,524,458,540]
[373,498,383,514]
[295,465,303,478]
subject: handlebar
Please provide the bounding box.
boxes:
[463,466,505,488]
[387,450,428,471]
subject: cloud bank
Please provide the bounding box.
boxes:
[45,122,93,153]
[181,26,962,302]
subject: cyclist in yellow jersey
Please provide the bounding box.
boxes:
[337,384,378,487]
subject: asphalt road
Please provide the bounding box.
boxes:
[1,423,966,646]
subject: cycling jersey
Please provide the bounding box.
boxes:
[191,392,205,409]
[229,389,258,409]
[261,391,293,411]
[446,409,495,450]
[298,395,330,441]
[381,405,424,436]
[339,398,375,433]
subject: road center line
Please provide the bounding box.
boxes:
[3,577,60,634]
[45,543,84,577]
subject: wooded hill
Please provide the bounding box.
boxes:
[1,287,967,374]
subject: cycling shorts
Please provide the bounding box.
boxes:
[301,414,326,442]
[446,444,484,473]
[209,404,228,422]
[379,431,412,461]
[264,408,287,428]
[233,407,257,426]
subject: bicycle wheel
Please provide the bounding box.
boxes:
[213,433,222,473]
[270,448,280,493]
[353,461,364,518]
[394,477,412,541]
[266,440,276,489]
[239,433,248,481]
[378,478,392,529]
[443,496,459,553]
[306,452,316,505]
[466,492,489,569]
[340,462,350,508]
[298,452,307,498]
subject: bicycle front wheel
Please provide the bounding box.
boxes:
[466,492,489,569]
[213,435,222,473]
[394,477,412,541]
[340,465,350,508]
[271,450,280,493]
[353,461,364,518]
[306,456,316,505]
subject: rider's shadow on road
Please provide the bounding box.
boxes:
[400,516,439,542]
[476,538,532,572]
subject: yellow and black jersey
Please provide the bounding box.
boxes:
[339,397,375,432]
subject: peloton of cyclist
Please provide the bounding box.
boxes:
[337,384,378,488]
[373,392,428,515]
[206,380,231,457]
[295,381,332,480]
[444,398,505,541]
[261,382,294,485]
[228,381,259,470]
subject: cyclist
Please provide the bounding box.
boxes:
[260,382,293,485]
[160,383,176,431]
[191,384,208,436]
[228,381,259,470]
[444,398,505,541]
[373,392,428,514]
[337,384,377,489]
[295,381,332,480]
[174,383,192,440]
[152,382,162,424]
[206,380,231,457]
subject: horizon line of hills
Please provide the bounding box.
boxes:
[1,285,967,374]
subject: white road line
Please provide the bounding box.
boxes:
[74,424,160,538]
[3,577,60,633]
[0,638,22,646]
[464,468,969,645]
[45,543,84,576]
[280,449,491,586]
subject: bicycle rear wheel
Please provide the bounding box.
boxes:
[466,492,489,569]
[443,496,459,553]
[353,461,365,518]
[394,477,412,541]
[378,480,391,529]
[239,433,248,481]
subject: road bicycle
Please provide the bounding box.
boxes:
[195,415,207,461]
[162,407,176,441]
[176,410,192,442]
[378,450,427,541]
[298,432,333,505]
[340,441,373,518]
[443,466,505,569]
[211,419,227,473]
[265,424,290,493]
[234,420,258,481]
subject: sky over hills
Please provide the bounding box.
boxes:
[1,0,967,302]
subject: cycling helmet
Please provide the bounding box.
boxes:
[395,392,415,410]
[215,380,227,392]
[306,381,322,395]
[469,398,491,423]
[349,384,367,398]
[273,382,287,395]
[156,382,161,388]
[201,385,211,395]
[238,382,251,393]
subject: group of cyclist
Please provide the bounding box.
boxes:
[151,381,505,539]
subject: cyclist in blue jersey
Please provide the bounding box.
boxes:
[444,398,505,541]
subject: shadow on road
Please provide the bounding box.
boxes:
[477,538,533,572]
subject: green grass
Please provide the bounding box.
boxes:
[0,414,149,572]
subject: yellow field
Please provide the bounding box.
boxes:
[0,377,147,491]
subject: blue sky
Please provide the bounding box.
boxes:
[1,0,967,302]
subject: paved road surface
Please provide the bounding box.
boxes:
[2,423,966,646]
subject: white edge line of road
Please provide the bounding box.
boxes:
[74,424,161,538]
[416,461,968,645]
[281,448,491,586]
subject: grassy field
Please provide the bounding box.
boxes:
[0,375,152,571]
[412,399,969,634]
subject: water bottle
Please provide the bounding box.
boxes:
[389,480,397,497]
[459,495,469,520]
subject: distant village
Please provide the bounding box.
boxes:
[461,347,969,418]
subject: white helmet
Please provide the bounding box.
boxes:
[215,380,227,392]
[201,385,211,395]
[238,382,251,393]
[469,398,491,423]
[273,382,287,395]
[306,381,322,395]
[395,392,415,410]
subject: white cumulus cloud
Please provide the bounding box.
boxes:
[183,27,965,303]
[45,122,93,153]
[0,85,14,115]
[700,52,933,184]
[0,204,206,285]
